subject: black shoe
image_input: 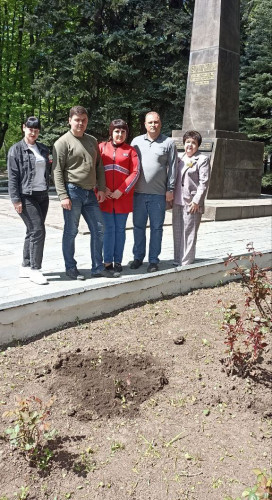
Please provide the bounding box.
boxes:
[104,263,114,271]
[92,267,120,278]
[114,262,123,273]
[147,263,159,273]
[66,267,85,280]
[130,259,143,269]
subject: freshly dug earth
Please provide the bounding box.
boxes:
[0,281,271,500]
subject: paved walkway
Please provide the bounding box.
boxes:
[0,193,271,308]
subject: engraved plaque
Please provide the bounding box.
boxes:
[172,138,214,153]
[199,140,214,152]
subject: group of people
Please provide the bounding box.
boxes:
[8,105,211,285]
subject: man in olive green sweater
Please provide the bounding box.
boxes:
[53,106,119,279]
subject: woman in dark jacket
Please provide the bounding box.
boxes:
[8,116,51,284]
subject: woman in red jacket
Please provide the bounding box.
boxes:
[99,119,139,273]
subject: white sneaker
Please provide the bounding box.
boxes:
[29,269,48,285]
[19,266,31,278]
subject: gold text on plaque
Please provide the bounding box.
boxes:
[190,62,218,86]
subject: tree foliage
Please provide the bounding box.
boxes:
[240,0,272,152]
[0,0,37,150]
[27,0,192,144]
[0,0,271,155]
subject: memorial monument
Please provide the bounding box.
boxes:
[172,0,264,199]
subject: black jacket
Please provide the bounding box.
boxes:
[8,139,51,203]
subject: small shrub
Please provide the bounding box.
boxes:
[0,486,30,500]
[225,468,272,499]
[73,448,96,474]
[2,395,57,467]
[111,441,125,454]
[220,244,271,376]
[15,486,30,499]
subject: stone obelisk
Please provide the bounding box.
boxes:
[173,0,264,199]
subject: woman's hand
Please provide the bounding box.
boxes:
[13,201,23,214]
[104,188,122,199]
[111,189,122,199]
[189,202,199,213]
[105,187,113,199]
[166,191,174,202]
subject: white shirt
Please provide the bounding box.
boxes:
[28,143,47,191]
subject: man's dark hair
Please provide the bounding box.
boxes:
[69,106,88,118]
[24,116,41,129]
[183,130,202,147]
[108,119,129,141]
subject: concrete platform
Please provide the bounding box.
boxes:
[0,192,271,346]
[1,252,271,347]
[205,195,272,220]
[1,177,271,222]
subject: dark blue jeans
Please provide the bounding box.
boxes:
[132,192,166,264]
[102,211,128,264]
[20,191,49,270]
[62,184,104,273]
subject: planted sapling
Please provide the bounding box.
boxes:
[2,395,57,467]
[220,244,271,375]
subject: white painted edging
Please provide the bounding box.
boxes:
[1,252,271,346]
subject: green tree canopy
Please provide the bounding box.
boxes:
[27,0,192,144]
[0,0,271,156]
[0,0,38,149]
[240,0,272,153]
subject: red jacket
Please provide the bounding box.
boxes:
[98,141,139,214]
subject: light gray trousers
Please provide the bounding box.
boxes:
[172,203,202,265]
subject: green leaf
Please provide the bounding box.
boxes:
[248,494,258,500]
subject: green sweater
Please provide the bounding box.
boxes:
[52,130,105,200]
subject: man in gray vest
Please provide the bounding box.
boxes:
[130,111,177,272]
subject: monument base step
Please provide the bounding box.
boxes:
[205,196,272,221]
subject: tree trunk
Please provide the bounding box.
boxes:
[0,122,9,151]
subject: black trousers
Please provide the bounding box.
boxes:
[20,191,49,270]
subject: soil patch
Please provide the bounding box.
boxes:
[47,350,168,419]
[0,281,271,500]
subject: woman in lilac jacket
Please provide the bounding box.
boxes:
[172,130,210,266]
